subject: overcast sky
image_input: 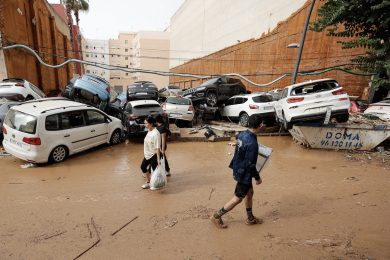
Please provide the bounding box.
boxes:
[47,0,184,39]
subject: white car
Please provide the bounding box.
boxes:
[2,98,123,163]
[221,93,276,126]
[0,78,46,100]
[363,98,390,120]
[274,78,350,130]
[1,78,46,138]
[162,97,195,126]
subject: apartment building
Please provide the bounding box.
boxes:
[108,32,136,93]
[82,39,110,81]
[131,31,170,88]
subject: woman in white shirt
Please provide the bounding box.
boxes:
[140,116,161,189]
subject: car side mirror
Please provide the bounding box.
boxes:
[106,117,112,123]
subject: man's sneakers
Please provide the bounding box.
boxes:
[141,182,150,189]
[210,215,227,229]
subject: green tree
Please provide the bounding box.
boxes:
[311,0,390,91]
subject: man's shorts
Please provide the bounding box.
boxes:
[234,182,253,198]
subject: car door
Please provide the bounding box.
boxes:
[60,110,93,153]
[85,110,109,145]
[231,97,247,117]
[222,98,236,117]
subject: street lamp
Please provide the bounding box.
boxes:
[291,0,316,84]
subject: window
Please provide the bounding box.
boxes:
[281,88,288,99]
[234,97,247,105]
[252,95,273,103]
[125,57,128,60]
[225,98,235,106]
[29,83,45,97]
[86,70,90,73]
[125,49,128,52]
[4,110,37,134]
[86,45,89,49]
[102,55,105,58]
[61,111,86,129]
[86,110,106,125]
[86,54,89,57]
[45,114,60,131]
[125,40,128,44]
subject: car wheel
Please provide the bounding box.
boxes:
[239,112,249,127]
[206,92,218,107]
[336,114,349,123]
[110,129,122,145]
[49,145,68,163]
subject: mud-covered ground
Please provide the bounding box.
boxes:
[0,137,389,259]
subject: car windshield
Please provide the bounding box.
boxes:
[109,88,118,102]
[0,94,25,102]
[4,110,37,134]
[167,97,190,105]
[130,104,163,114]
[168,85,180,89]
[75,89,102,105]
[291,81,339,96]
[252,95,273,103]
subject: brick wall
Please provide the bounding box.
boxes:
[169,1,371,97]
[1,0,74,93]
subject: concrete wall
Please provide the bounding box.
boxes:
[83,39,110,81]
[0,0,73,93]
[170,1,370,97]
[170,0,307,68]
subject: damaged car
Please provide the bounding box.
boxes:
[363,97,390,120]
[274,78,350,130]
[0,78,45,139]
[124,99,168,136]
[182,77,248,107]
[127,81,159,101]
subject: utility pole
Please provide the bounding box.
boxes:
[291,0,316,85]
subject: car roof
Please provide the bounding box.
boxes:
[286,78,336,89]
[128,99,160,106]
[11,98,91,115]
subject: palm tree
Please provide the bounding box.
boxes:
[60,0,89,72]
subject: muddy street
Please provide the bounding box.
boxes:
[0,137,389,259]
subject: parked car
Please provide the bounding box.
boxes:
[127,81,159,101]
[221,93,276,126]
[2,98,123,163]
[267,89,283,101]
[64,74,117,111]
[274,78,350,130]
[363,98,390,120]
[162,97,194,127]
[158,85,183,101]
[0,78,46,139]
[124,99,167,136]
[183,77,248,107]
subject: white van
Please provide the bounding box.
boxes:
[2,98,123,163]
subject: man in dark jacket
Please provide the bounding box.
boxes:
[211,114,264,228]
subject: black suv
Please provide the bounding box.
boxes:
[182,77,248,107]
[127,81,159,101]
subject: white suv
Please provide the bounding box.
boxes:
[274,78,350,130]
[2,98,123,163]
[221,93,276,126]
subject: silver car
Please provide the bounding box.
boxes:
[162,97,195,126]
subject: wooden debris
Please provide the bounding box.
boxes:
[111,216,138,236]
[74,217,101,260]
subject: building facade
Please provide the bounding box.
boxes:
[82,39,110,81]
[131,31,170,88]
[108,31,170,92]
[169,0,307,68]
[108,32,136,93]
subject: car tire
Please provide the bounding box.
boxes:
[336,114,349,123]
[110,129,122,145]
[49,145,68,163]
[206,92,218,107]
[239,112,249,127]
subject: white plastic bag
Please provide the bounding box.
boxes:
[150,160,167,190]
[160,156,167,176]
